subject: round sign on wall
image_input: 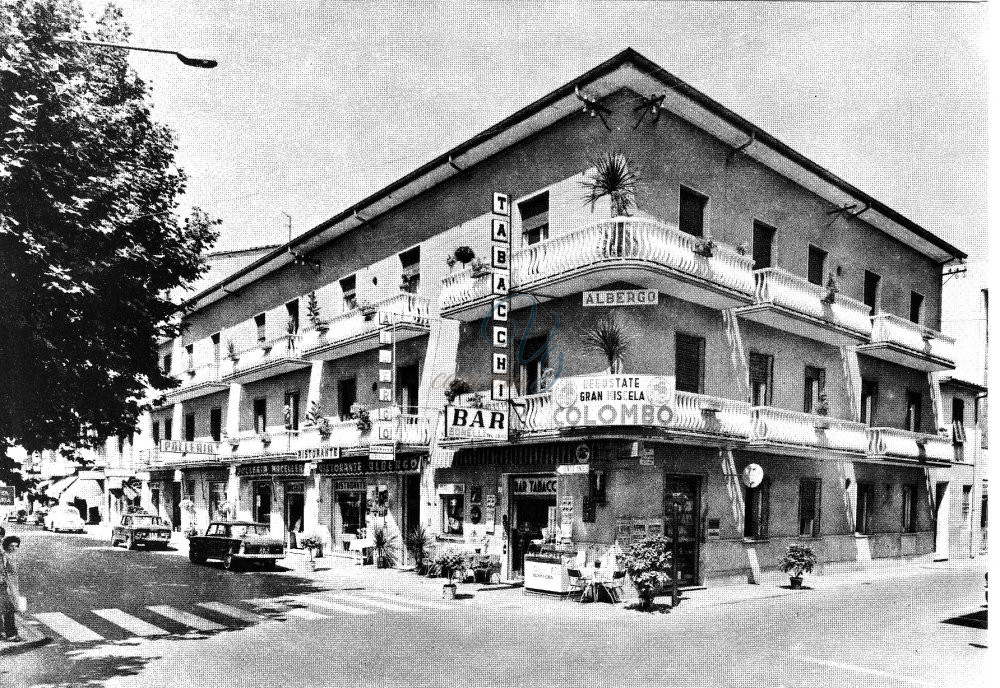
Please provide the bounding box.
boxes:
[575,443,591,463]
[741,463,764,488]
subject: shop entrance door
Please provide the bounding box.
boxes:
[254,482,272,527]
[403,473,420,535]
[171,483,182,531]
[510,495,556,576]
[663,474,701,586]
[285,481,305,548]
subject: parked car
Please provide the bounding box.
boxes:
[43,505,86,533]
[111,512,172,550]
[6,509,27,524]
[188,521,285,571]
[28,508,48,525]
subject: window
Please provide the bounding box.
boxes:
[184,413,195,442]
[442,495,465,536]
[253,398,267,434]
[909,291,925,324]
[400,246,421,293]
[675,333,705,394]
[962,485,972,520]
[338,378,357,419]
[744,480,770,539]
[151,421,160,445]
[519,192,549,245]
[807,245,827,286]
[209,482,227,521]
[752,221,775,269]
[902,484,918,533]
[748,352,773,406]
[952,397,967,444]
[285,299,299,334]
[520,335,550,394]
[981,480,988,529]
[209,408,222,442]
[184,480,195,501]
[863,271,881,315]
[211,332,221,364]
[905,390,922,433]
[164,418,173,441]
[803,366,826,414]
[679,186,707,237]
[855,482,874,535]
[162,353,172,375]
[284,391,300,431]
[185,344,194,371]
[340,275,357,311]
[798,478,821,537]
[860,379,878,426]
[254,313,266,343]
[336,491,365,535]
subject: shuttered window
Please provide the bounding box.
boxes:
[748,352,773,406]
[679,187,707,237]
[902,484,918,533]
[675,333,705,394]
[744,479,770,539]
[798,478,821,536]
[804,366,826,413]
[807,245,827,285]
[519,192,549,246]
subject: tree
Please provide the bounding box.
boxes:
[0,0,220,487]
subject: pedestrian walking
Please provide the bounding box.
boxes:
[1,535,24,642]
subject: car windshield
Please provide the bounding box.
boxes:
[230,525,269,537]
[131,515,166,526]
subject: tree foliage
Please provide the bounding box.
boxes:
[0,0,219,485]
[620,536,673,611]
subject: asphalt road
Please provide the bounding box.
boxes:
[0,524,989,688]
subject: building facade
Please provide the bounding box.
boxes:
[135,50,971,584]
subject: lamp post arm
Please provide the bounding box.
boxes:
[54,38,217,69]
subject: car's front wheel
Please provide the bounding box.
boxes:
[223,552,239,571]
[124,534,135,550]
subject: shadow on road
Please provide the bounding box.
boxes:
[942,609,988,630]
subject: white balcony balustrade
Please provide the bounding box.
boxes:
[867,427,954,464]
[303,293,430,360]
[750,407,869,455]
[737,268,872,346]
[857,313,956,372]
[440,267,493,313]
[164,363,227,403]
[220,334,309,385]
[667,392,752,439]
[220,428,302,459]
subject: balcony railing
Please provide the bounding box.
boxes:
[220,334,309,384]
[440,267,493,312]
[750,407,869,454]
[858,313,956,371]
[867,427,954,464]
[303,293,430,359]
[164,363,227,402]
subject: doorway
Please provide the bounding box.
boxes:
[171,482,181,531]
[663,474,701,586]
[934,481,950,561]
[253,481,272,527]
[284,481,305,547]
[397,364,420,413]
[404,473,420,534]
[510,492,556,576]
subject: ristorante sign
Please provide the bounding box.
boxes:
[550,375,676,428]
[316,455,421,476]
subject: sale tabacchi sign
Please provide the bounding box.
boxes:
[550,375,676,428]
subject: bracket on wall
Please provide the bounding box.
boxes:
[826,203,858,216]
[726,131,756,163]
[287,247,322,275]
[448,155,463,172]
[632,93,666,129]
[575,85,612,131]
[850,202,871,217]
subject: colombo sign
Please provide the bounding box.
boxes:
[550,375,676,428]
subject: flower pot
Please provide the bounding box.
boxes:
[304,559,316,572]
[789,576,803,590]
[442,583,457,600]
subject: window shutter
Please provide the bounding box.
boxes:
[814,479,822,535]
[676,333,704,393]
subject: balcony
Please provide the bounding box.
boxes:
[163,363,228,403]
[220,334,310,385]
[139,443,222,469]
[303,293,430,361]
[440,217,755,319]
[749,407,869,456]
[856,313,955,372]
[220,429,302,460]
[736,268,872,346]
[866,427,954,465]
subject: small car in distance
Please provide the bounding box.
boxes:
[111,512,173,550]
[44,505,86,533]
[188,521,285,571]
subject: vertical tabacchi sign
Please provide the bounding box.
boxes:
[491,192,510,402]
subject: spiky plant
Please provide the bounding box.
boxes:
[581,151,639,217]
[583,311,634,373]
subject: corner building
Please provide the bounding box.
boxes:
[138,49,972,584]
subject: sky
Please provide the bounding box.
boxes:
[77,0,988,265]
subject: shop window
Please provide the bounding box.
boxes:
[909,291,925,325]
[860,379,878,426]
[962,485,972,520]
[253,398,267,434]
[807,245,827,286]
[519,192,549,245]
[798,478,821,537]
[905,391,922,433]
[855,482,874,535]
[285,299,299,334]
[442,495,464,536]
[254,313,266,343]
[284,391,300,431]
[340,275,357,311]
[162,353,172,375]
[338,378,357,419]
[209,408,222,442]
[675,333,705,394]
[337,491,365,535]
[152,421,160,445]
[164,418,173,441]
[211,332,221,365]
[400,246,421,294]
[678,186,707,237]
[184,413,195,442]
[209,482,226,521]
[863,271,881,315]
[748,352,773,406]
[744,479,769,539]
[803,366,826,414]
[752,221,775,269]
[902,484,918,533]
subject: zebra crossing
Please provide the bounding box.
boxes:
[28,590,457,645]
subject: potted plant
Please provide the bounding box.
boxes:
[581,150,639,217]
[350,403,372,435]
[583,311,633,374]
[453,246,475,266]
[443,377,472,403]
[306,291,328,332]
[371,526,399,569]
[222,430,239,450]
[694,237,717,258]
[258,431,272,447]
[445,254,457,269]
[436,549,468,599]
[620,535,673,611]
[469,257,490,278]
[779,544,817,589]
[225,340,238,361]
[821,273,839,305]
[358,300,377,320]
[299,534,323,572]
[404,526,431,573]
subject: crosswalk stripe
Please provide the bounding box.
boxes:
[196,602,266,623]
[287,596,374,616]
[33,612,103,642]
[321,593,416,613]
[92,609,169,637]
[356,591,454,610]
[146,605,226,631]
[245,598,331,620]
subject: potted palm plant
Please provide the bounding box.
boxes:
[581,151,639,217]
[583,311,633,374]
[437,549,468,600]
[779,544,818,589]
[620,536,673,611]
[404,526,431,573]
[371,526,399,569]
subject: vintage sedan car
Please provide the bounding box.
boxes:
[188,521,285,571]
[43,505,86,533]
[111,512,173,550]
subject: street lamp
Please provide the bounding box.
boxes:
[54,38,217,69]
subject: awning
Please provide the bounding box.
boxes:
[121,483,140,501]
[62,478,103,504]
[45,475,78,499]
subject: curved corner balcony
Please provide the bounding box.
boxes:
[749,407,869,457]
[163,363,228,403]
[736,268,872,346]
[440,217,755,319]
[867,427,954,465]
[856,313,955,372]
[220,335,310,385]
[303,293,430,361]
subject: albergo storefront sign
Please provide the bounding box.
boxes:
[235,462,306,478]
[316,455,421,476]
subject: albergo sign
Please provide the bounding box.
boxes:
[551,375,677,428]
